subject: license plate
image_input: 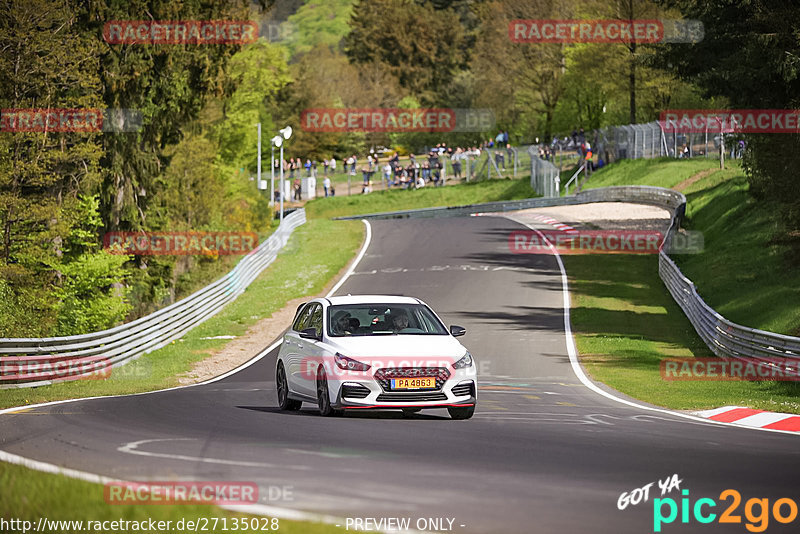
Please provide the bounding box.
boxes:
[390,377,436,390]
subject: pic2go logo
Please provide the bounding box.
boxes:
[653,489,799,532]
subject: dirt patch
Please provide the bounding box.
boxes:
[176,229,365,385]
[672,167,717,192]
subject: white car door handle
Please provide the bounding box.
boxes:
[297,343,304,349]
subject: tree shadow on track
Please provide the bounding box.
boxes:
[236,405,450,420]
[451,306,564,332]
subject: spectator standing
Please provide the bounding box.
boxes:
[452,147,463,180]
[495,148,505,171]
[323,175,331,197]
[383,162,393,187]
[428,150,439,176]
[431,161,441,186]
[293,177,301,200]
[405,161,416,183]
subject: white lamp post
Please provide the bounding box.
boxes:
[278,126,292,222]
[270,135,282,207]
[257,123,262,191]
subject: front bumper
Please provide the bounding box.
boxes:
[332,373,477,410]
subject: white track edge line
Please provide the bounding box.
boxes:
[509,215,799,437]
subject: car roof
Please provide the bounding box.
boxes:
[325,295,422,306]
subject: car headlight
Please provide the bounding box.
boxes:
[334,353,371,371]
[452,352,474,369]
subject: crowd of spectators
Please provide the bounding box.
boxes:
[273,131,520,200]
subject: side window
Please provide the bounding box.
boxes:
[309,304,323,337]
[292,304,313,331]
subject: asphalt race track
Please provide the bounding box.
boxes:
[2,215,799,533]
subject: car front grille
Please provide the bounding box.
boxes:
[451,381,475,397]
[376,392,448,402]
[341,383,371,399]
[373,367,451,391]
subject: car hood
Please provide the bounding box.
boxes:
[324,335,467,363]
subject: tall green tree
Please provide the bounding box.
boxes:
[657,0,800,252]
[345,0,468,105]
[0,0,105,335]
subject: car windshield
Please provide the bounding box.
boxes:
[327,304,448,337]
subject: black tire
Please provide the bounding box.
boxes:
[276,363,302,411]
[448,406,475,420]
[316,368,342,417]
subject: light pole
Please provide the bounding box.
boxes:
[278,126,292,222]
[257,123,262,191]
[270,135,282,207]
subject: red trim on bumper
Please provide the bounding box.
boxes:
[343,403,475,409]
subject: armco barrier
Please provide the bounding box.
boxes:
[337,186,800,364]
[0,209,306,388]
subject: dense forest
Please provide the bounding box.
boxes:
[1,0,798,337]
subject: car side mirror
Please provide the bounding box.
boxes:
[450,325,466,337]
[299,328,321,340]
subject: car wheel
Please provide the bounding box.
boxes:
[276,362,302,411]
[448,406,475,420]
[317,367,342,417]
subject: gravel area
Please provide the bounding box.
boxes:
[504,202,672,232]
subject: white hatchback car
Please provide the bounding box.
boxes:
[275,295,476,419]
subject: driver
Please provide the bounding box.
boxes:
[391,309,409,332]
[332,311,353,335]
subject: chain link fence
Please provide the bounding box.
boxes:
[588,120,743,164]
[528,145,560,197]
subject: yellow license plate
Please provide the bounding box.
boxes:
[390,377,436,390]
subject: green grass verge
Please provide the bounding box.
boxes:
[567,157,800,414]
[305,176,538,219]
[678,169,800,335]
[584,156,722,189]
[0,218,364,411]
[0,461,342,533]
